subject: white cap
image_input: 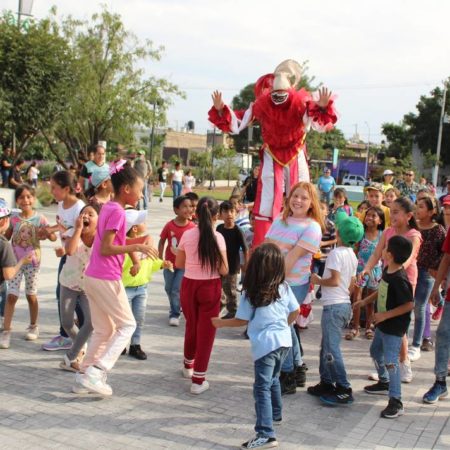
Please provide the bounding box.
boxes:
[383,169,394,176]
[125,209,148,232]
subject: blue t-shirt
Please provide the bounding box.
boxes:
[236,283,299,361]
[318,175,336,193]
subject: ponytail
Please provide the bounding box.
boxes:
[196,197,223,274]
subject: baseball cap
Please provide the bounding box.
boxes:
[0,198,11,218]
[91,166,110,188]
[335,212,364,247]
[125,209,148,232]
[365,182,383,192]
[137,150,146,155]
[383,169,394,176]
[442,195,450,206]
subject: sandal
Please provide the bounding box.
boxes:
[365,327,375,340]
[345,329,360,340]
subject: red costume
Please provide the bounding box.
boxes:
[208,60,337,246]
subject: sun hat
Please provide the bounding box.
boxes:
[0,198,11,218]
[365,182,383,192]
[91,166,111,188]
[383,169,394,176]
[335,212,364,247]
[125,209,148,233]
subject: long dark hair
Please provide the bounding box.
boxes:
[417,196,444,226]
[15,184,36,201]
[110,161,141,195]
[51,170,84,200]
[394,197,418,230]
[243,243,286,308]
[364,206,385,230]
[196,197,224,274]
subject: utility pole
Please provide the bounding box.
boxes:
[364,122,370,178]
[433,82,448,187]
[149,101,156,166]
[209,128,216,190]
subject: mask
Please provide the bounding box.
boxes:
[271,91,289,105]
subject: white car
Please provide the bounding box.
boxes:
[342,174,367,186]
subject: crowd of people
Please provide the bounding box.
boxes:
[0,153,449,449]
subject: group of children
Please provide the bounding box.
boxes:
[0,163,449,449]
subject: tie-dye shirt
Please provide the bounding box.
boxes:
[266,216,322,286]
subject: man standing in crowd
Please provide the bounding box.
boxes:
[134,150,153,208]
[157,161,169,203]
[78,144,107,191]
[0,147,13,187]
[8,158,25,189]
[318,167,336,205]
[396,170,420,202]
[241,165,260,206]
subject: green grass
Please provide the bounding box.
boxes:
[152,188,234,202]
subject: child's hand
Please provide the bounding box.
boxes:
[54,247,65,258]
[137,244,159,259]
[372,312,387,326]
[357,270,369,284]
[211,317,223,328]
[310,273,321,285]
[74,215,84,231]
[21,254,33,265]
[130,262,140,277]
[37,227,49,240]
[163,261,174,272]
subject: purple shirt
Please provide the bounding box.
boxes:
[85,201,126,281]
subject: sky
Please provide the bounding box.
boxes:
[3,0,450,143]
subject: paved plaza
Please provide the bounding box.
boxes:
[0,198,449,450]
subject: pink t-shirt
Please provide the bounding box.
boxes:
[85,201,126,281]
[178,227,226,280]
[384,227,422,290]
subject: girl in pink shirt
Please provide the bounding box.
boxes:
[74,161,158,396]
[176,197,228,394]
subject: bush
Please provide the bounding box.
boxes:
[36,183,54,206]
[39,161,57,181]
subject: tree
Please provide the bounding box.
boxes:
[0,10,76,160]
[306,127,346,161]
[381,122,413,161]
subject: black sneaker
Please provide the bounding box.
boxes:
[295,364,307,387]
[320,386,354,405]
[129,344,147,360]
[159,198,163,203]
[364,381,389,395]
[381,397,404,419]
[241,435,278,449]
[280,371,296,395]
[307,381,335,397]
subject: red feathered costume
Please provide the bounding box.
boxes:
[208,62,337,246]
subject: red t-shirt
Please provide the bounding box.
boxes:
[160,220,196,268]
[442,228,450,301]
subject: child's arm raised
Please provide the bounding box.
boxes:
[64,216,83,256]
[373,301,413,325]
[211,317,248,328]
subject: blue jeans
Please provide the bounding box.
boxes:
[319,303,352,388]
[370,328,402,399]
[0,282,7,316]
[320,190,332,205]
[254,347,289,438]
[281,283,309,372]
[125,285,148,345]
[163,268,184,318]
[172,181,182,199]
[435,301,450,380]
[412,268,434,347]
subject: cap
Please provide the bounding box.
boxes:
[0,198,11,218]
[91,166,110,188]
[335,212,364,247]
[125,209,148,232]
[383,169,394,176]
[366,182,383,192]
[442,195,450,206]
[137,150,146,155]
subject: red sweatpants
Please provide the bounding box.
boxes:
[180,277,221,384]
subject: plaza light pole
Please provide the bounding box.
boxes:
[364,122,370,179]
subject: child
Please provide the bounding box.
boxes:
[356,236,414,418]
[74,160,158,396]
[423,226,450,404]
[307,213,363,405]
[123,209,173,359]
[217,201,249,318]
[346,206,385,340]
[175,196,228,394]
[59,204,99,371]
[0,199,34,348]
[355,200,370,222]
[212,243,299,450]
[408,196,446,361]
[87,166,113,209]
[361,197,422,383]
[42,171,86,351]
[365,183,391,228]
[185,191,199,224]
[183,169,195,193]
[384,187,399,210]
[1,186,56,348]
[328,187,353,223]
[265,181,323,394]
[158,195,196,326]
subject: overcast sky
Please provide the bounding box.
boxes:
[3,0,450,142]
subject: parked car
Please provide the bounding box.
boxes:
[342,174,367,186]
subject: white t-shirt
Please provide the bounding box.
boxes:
[184,175,195,189]
[57,199,85,244]
[321,246,357,306]
[172,169,184,182]
[28,166,39,181]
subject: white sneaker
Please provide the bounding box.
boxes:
[169,317,180,327]
[60,354,80,372]
[182,367,193,379]
[72,372,90,394]
[78,366,113,396]
[400,360,413,383]
[25,325,39,341]
[408,346,421,362]
[190,380,209,395]
[0,330,11,349]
